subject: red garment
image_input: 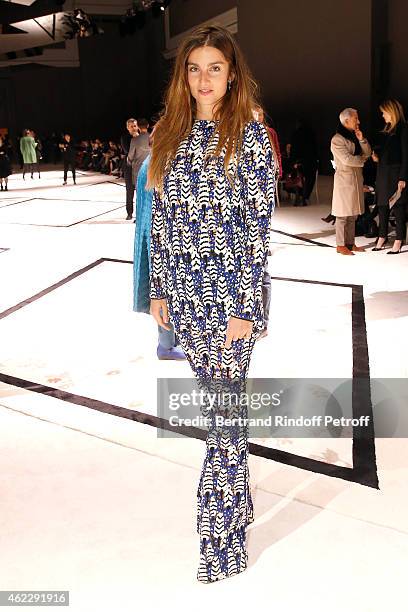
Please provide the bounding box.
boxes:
[267,126,282,178]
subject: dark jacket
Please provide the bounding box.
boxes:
[375,121,408,205]
[121,132,132,157]
[121,132,133,178]
[376,121,408,179]
[127,132,150,184]
[290,123,318,165]
[60,140,76,163]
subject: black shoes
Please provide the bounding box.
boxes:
[372,239,388,251]
[387,242,403,254]
[322,214,336,224]
[387,249,402,255]
[373,239,403,253]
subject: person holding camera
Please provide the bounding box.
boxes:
[59,133,76,185]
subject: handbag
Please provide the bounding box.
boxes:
[284,171,304,191]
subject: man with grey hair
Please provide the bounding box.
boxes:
[331,108,372,254]
[121,118,139,220]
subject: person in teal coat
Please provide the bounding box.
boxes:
[19,129,37,179]
[133,154,186,360]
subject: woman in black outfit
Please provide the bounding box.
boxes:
[372,99,408,254]
[0,135,12,191]
[59,134,77,185]
[288,118,318,206]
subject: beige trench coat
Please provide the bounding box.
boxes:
[331,134,372,216]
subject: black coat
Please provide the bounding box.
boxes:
[121,132,132,156]
[121,132,133,178]
[375,121,408,206]
[60,140,76,163]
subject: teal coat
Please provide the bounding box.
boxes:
[133,155,153,314]
[20,136,37,164]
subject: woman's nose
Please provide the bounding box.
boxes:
[199,72,211,86]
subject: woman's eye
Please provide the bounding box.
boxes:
[210,66,220,72]
[189,66,198,72]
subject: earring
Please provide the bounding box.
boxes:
[227,80,232,91]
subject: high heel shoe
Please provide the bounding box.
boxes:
[372,239,388,251]
[387,242,403,255]
[321,214,336,225]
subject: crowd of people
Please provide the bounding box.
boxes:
[0,128,155,189]
[1,105,406,260]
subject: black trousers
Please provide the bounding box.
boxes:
[302,161,318,200]
[64,161,76,182]
[125,169,135,216]
[22,162,34,177]
[378,203,407,241]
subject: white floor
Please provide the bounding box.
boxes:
[0,167,407,611]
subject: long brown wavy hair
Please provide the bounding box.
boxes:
[380,98,406,133]
[147,24,261,190]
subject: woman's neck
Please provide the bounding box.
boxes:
[195,102,217,121]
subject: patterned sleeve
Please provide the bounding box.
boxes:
[232,121,276,321]
[149,187,166,299]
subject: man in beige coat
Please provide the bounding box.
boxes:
[331,108,372,255]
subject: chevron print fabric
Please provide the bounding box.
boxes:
[149,119,276,582]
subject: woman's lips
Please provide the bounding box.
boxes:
[199,90,213,96]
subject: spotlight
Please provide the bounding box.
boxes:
[133,0,172,13]
[151,1,164,18]
[61,8,103,39]
[119,0,171,34]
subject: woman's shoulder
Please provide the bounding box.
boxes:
[242,120,271,148]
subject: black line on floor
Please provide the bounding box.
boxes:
[0,206,125,228]
[0,369,376,488]
[0,258,377,488]
[270,275,360,289]
[0,259,105,320]
[0,198,36,209]
[271,228,334,248]
[67,206,124,226]
[74,180,125,190]
[350,285,378,487]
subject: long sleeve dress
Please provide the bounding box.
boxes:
[149,119,276,583]
[133,155,152,315]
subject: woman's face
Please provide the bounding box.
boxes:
[381,109,392,124]
[253,108,264,123]
[187,45,232,116]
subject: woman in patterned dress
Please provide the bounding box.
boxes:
[147,25,276,583]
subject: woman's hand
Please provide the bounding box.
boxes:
[224,316,253,349]
[398,180,406,191]
[371,152,379,162]
[150,298,171,330]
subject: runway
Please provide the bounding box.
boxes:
[1,166,407,611]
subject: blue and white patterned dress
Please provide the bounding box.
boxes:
[150,119,276,582]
